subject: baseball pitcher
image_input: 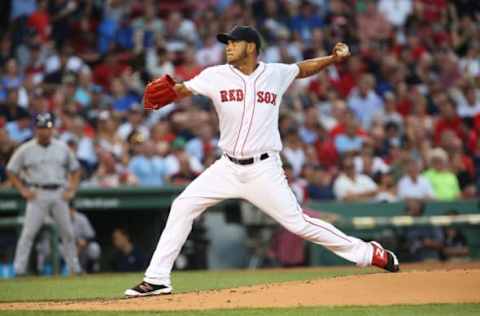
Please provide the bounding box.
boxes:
[125,26,399,297]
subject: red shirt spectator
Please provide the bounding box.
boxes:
[416,0,447,23]
[27,2,51,42]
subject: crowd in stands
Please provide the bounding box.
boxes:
[0,0,479,204]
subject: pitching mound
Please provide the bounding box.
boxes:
[1,265,480,311]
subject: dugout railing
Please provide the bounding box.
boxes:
[0,187,478,274]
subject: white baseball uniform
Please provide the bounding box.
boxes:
[144,62,374,286]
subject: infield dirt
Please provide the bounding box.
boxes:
[1,262,479,311]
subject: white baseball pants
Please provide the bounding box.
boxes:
[144,154,373,286]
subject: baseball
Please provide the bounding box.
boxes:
[336,44,349,57]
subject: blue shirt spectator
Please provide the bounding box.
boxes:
[334,131,363,155]
[348,75,384,129]
[289,2,324,42]
[10,0,37,20]
[128,141,166,186]
[112,93,139,113]
[5,119,32,143]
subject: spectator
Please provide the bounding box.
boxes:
[441,132,477,197]
[441,210,470,261]
[110,78,140,113]
[289,1,324,43]
[91,150,137,188]
[128,140,166,187]
[1,59,23,92]
[116,104,149,141]
[334,115,364,155]
[96,110,127,162]
[434,97,466,145]
[0,88,30,122]
[299,107,321,145]
[373,91,403,128]
[453,85,480,119]
[0,128,15,186]
[423,148,461,201]
[284,163,307,204]
[377,0,412,27]
[374,172,398,202]
[174,47,203,81]
[150,120,176,157]
[80,85,111,127]
[196,35,227,67]
[403,199,444,261]
[282,128,305,177]
[145,45,175,79]
[356,0,392,43]
[353,145,390,178]
[333,156,378,201]
[5,111,33,144]
[110,228,146,272]
[303,164,335,201]
[185,124,218,166]
[347,74,384,130]
[165,138,203,185]
[397,158,436,200]
[131,2,164,53]
[36,204,101,274]
[60,116,97,175]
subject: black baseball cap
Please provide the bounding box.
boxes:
[217,26,261,51]
[35,112,54,128]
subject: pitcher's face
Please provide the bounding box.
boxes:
[226,40,248,63]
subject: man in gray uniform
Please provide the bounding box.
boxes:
[7,113,82,275]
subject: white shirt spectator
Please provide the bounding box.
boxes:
[44,54,85,74]
[185,138,218,163]
[117,122,150,141]
[348,89,384,129]
[354,156,390,174]
[262,42,303,63]
[59,132,97,165]
[460,54,480,78]
[378,0,412,27]
[333,174,378,201]
[196,43,224,67]
[457,101,480,118]
[164,154,204,177]
[282,147,305,177]
[145,48,175,78]
[397,175,436,200]
[375,191,399,202]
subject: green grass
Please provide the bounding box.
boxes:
[0,304,479,316]
[0,268,374,302]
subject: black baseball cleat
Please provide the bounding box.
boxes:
[124,281,172,298]
[370,241,400,273]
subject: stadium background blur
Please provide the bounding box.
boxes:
[0,0,479,273]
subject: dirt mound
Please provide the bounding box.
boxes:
[2,268,479,311]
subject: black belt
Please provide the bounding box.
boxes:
[226,153,269,165]
[29,184,62,190]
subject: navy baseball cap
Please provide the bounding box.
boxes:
[35,112,54,128]
[217,26,262,51]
